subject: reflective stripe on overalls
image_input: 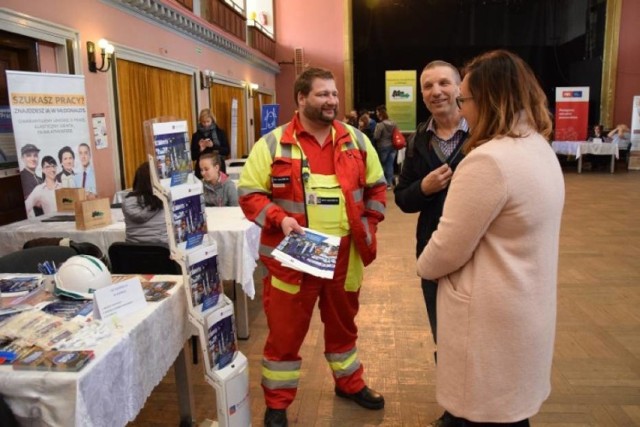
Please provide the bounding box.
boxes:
[270,130,364,294]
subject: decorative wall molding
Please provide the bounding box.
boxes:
[103,0,280,74]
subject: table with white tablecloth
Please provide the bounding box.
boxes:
[205,207,261,338]
[0,207,260,337]
[0,275,192,427]
[551,141,619,173]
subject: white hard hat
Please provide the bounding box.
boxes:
[55,255,111,300]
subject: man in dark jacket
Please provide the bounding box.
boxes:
[394,60,469,346]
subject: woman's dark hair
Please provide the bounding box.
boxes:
[40,155,57,180]
[126,162,163,210]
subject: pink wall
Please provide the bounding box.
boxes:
[613,0,640,126]
[2,0,277,198]
[274,0,346,123]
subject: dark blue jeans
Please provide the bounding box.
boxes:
[376,145,396,186]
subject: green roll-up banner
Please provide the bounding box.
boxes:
[385,70,417,132]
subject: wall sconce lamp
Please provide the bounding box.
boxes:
[248,83,259,98]
[87,39,115,73]
[201,70,215,90]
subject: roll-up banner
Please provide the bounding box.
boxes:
[7,71,95,218]
[385,70,416,132]
[554,87,589,141]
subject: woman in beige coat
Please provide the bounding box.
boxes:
[417,50,565,426]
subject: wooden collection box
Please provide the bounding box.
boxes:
[75,198,112,230]
[55,188,86,212]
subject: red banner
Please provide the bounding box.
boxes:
[555,87,589,141]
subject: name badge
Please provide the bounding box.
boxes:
[272,176,290,188]
[317,197,339,205]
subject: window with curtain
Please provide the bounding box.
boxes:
[209,82,247,158]
[115,58,194,188]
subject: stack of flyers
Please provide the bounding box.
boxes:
[0,338,38,365]
[171,183,208,250]
[141,281,176,302]
[151,121,193,187]
[187,244,221,312]
[271,228,341,279]
[12,348,94,372]
[0,275,41,297]
[0,310,82,350]
[205,303,237,371]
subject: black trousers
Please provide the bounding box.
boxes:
[421,278,438,344]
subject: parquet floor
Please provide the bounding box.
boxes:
[129,166,640,427]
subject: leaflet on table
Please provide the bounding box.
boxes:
[205,302,237,371]
[38,299,94,321]
[0,275,41,297]
[151,121,193,188]
[187,243,222,312]
[170,183,208,250]
[141,280,176,302]
[12,348,94,372]
[0,304,33,323]
[271,228,341,279]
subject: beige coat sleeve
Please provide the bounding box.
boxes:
[416,150,507,280]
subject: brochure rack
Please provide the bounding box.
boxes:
[143,117,251,427]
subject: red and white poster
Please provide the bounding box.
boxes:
[554,87,589,141]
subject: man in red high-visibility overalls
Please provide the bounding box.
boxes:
[238,67,387,427]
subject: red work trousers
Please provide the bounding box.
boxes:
[262,272,365,409]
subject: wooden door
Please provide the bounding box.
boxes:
[0,30,39,226]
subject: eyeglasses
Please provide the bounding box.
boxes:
[455,96,473,109]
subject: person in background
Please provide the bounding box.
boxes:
[587,124,612,170]
[122,162,168,245]
[373,105,397,188]
[199,152,238,207]
[588,124,611,142]
[25,155,61,218]
[417,49,564,427]
[362,109,377,136]
[394,62,469,411]
[191,108,230,179]
[19,144,43,215]
[344,109,358,128]
[238,67,387,427]
[55,146,76,188]
[608,123,631,165]
[74,143,97,198]
[358,111,375,141]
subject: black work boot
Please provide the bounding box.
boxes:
[335,385,385,410]
[264,407,288,427]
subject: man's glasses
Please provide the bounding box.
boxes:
[455,96,473,109]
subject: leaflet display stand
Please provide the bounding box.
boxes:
[143,117,251,427]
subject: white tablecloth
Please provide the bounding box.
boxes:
[0,275,189,427]
[205,207,260,299]
[551,141,619,159]
[0,207,259,297]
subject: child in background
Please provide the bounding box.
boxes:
[199,153,238,207]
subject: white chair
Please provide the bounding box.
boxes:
[225,158,247,182]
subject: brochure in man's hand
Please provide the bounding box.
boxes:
[271,228,341,279]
